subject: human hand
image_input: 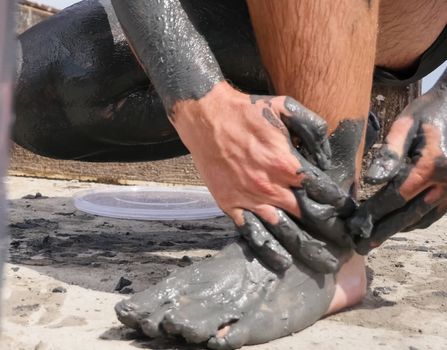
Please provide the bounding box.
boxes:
[349,72,447,254]
[172,82,354,272]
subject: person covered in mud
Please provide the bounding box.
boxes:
[13,0,447,348]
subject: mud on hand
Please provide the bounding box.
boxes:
[237,95,355,274]
[349,69,447,255]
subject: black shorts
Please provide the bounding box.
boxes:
[374,25,447,87]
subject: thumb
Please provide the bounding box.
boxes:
[365,115,418,184]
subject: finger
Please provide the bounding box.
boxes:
[365,115,418,184]
[355,190,438,255]
[280,96,332,170]
[237,210,292,273]
[263,209,341,273]
[401,206,445,232]
[402,192,447,232]
[228,208,245,227]
[296,153,356,217]
[293,189,353,249]
[268,187,301,219]
[348,164,429,239]
[140,305,172,338]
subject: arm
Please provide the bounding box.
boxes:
[111,0,223,115]
[111,0,354,273]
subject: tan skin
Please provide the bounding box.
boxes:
[376,0,446,71]
[171,0,378,237]
[174,85,318,226]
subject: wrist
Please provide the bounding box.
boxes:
[170,81,243,131]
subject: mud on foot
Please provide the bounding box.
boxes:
[116,241,335,349]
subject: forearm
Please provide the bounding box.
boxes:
[111,0,224,117]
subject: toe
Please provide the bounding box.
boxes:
[115,299,143,330]
[162,303,243,344]
[161,308,221,344]
[140,304,173,338]
[208,320,250,350]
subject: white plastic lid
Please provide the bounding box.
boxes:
[73,185,224,221]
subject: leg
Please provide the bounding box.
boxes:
[15,0,187,162]
[14,0,265,162]
[0,0,15,315]
[247,0,379,311]
[376,0,447,71]
[116,0,378,347]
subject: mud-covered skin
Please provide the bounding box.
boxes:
[326,120,366,196]
[233,95,354,273]
[249,95,333,169]
[15,0,266,161]
[110,0,224,115]
[14,3,361,346]
[238,209,342,274]
[350,69,447,255]
[116,240,335,349]
[115,120,364,348]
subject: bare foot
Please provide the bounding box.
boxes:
[115,240,365,349]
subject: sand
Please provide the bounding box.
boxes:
[2,176,447,350]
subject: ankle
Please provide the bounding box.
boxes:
[327,254,367,314]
